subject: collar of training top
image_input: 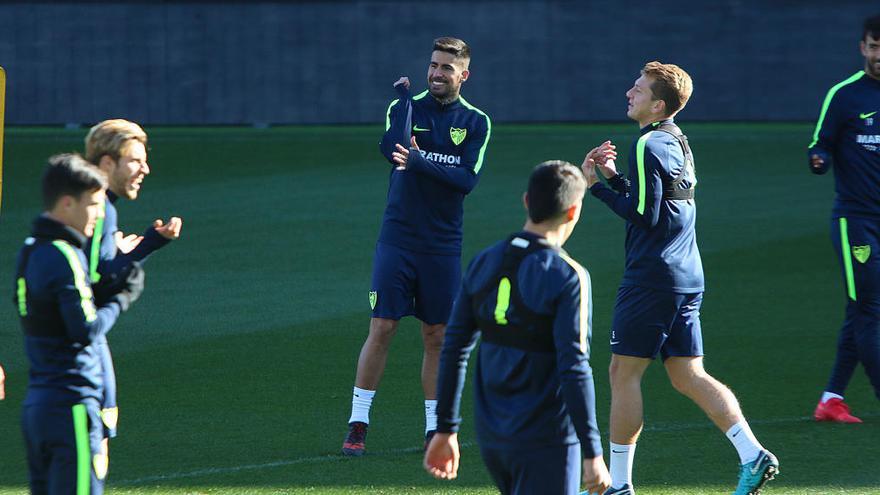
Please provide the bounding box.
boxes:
[31,214,88,248]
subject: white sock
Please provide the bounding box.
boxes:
[349,387,375,424]
[609,442,635,489]
[425,399,438,434]
[821,391,844,403]
[725,421,763,465]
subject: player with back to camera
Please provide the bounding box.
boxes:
[425,160,611,495]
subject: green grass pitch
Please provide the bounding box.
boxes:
[0,123,878,494]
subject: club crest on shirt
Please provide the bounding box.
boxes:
[369,291,377,310]
[853,245,871,264]
[450,127,467,146]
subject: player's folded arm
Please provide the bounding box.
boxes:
[379,93,413,163]
[52,262,120,344]
[408,119,489,193]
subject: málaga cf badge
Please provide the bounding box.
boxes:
[369,291,377,310]
[450,127,467,146]
[853,245,871,264]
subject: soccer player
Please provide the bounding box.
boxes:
[584,62,778,495]
[424,160,610,495]
[342,37,491,456]
[809,13,880,423]
[83,119,182,448]
[16,154,144,495]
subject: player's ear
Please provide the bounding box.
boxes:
[460,69,470,83]
[566,204,577,222]
[522,192,529,211]
[97,154,116,174]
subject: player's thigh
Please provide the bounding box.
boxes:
[22,406,50,494]
[479,445,513,495]
[413,252,460,325]
[611,286,678,359]
[661,292,704,360]
[509,443,581,495]
[370,242,417,320]
[831,217,880,302]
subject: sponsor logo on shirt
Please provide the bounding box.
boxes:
[418,150,461,166]
[856,135,880,144]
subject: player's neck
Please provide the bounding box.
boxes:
[864,65,880,82]
[432,92,460,106]
[523,221,566,247]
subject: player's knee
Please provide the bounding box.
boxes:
[421,324,446,351]
[369,318,398,343]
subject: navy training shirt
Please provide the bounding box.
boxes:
[16,215,122,407]
[434,231,603,458]
[378,84,491,255]
[590,119,705,293]
[808,71,880,219]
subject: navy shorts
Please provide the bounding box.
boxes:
[480,443,581,495]
[611,286,704,360]
[370,242,460,324]
[23,402,107,495]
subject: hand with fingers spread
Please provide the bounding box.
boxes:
[154,217,183,240]
[392,136,420,170]
[423,432,460,480]
[114,231,144,255]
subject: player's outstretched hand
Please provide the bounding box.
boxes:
[115,231,144,254]
[0,364,6,400]
[393,136,420,170]
[424,432,460,480]
[581,454,611,495]
[154,217,183,240]
[394,77,411,89]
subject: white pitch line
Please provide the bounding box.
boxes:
[116,412,877,486]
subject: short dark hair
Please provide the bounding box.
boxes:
[433,37,470,61]
[526,160,586,223]
[42,153,107,210]
[864,14,880,41]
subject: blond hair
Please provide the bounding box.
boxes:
[641,61,693,117]
[84,119,147,164]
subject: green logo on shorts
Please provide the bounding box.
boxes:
[369,291,378,310]
[853,245,871,264]
[450,127,467,146]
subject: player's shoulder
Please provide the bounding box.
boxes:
[458,96,491,124]
[822,71,868,102]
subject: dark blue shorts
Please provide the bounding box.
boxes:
[480,443,581,495]
[370,242,460,324]
[23,402,107,495]
[611,286,704,360]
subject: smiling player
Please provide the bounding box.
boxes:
[342,37,491,456]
